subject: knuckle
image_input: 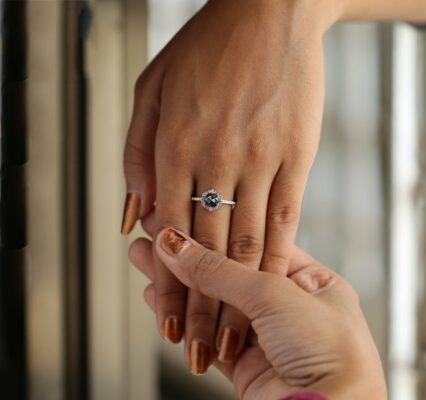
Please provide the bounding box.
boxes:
[186,310,216,323]
[205,134,236,171]
[155,287,186,302]
[169,150,190,168]
[155,219,186,235]
[209,142,233,166]
[162,133,193,167]
[124,140,154,177]
[134,74,147,95]
[247,133,269,163]
[156,133,194,170]
[262,252,292,270]
[196,235,220,251]
[229,234,263,261]
[267,205,299,226]
[242,278,282,319]
[244,296,272,321]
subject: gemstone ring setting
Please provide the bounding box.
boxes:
[192,189,236,212]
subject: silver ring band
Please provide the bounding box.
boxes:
[192,189,236,212]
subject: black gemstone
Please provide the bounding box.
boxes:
[204,192,221,208]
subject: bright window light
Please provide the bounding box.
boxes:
[389,24,420,400]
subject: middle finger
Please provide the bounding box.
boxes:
[216,175,272,362]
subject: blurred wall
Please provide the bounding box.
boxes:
[27,2,65,399]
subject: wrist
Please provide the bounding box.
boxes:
[334,0,426,23]
[278,0,341,34]
[206,0,337,37]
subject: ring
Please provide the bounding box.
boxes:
[192,189,236,212]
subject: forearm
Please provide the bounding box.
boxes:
[336,0,426,23]
[270,0,426,39]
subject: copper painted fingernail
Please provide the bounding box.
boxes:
[163,316,184,344]
[120,192,141,235]
[218,327,239,363]
[190,340,210,376]
[161,229,189,256]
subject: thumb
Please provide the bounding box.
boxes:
[155,228,298,320]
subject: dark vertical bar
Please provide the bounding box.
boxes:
[0,0,28,399]
[63,2,90,400]
[378,25,393,385]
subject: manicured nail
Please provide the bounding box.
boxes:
[163,316,184,344]
[161,229,189,256]
[218,327,239,363]
[190,340,210,376]
[120,192,141,235]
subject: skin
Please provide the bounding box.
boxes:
[128,222,387,399]
[123,0,426,372]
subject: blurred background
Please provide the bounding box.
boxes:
[1,0,425,399]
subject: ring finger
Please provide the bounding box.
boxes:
[185,180,235,375]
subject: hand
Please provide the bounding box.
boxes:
[121,0,333,368]
[129,227,387,400]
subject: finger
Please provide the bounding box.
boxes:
[141,209,156,237]
[153,171,194,344]
[212,359,234,381]
[260,164,309,275]
[185,184,234,375]
[289,246,318,274]
[129,238,155,281]
[288,248,354,300]
[216,178,271,363]
[144,284,156,311]
[155,228,295,320]
[143,283,235,383]
[289,264,337,294]
[121,68,162,235]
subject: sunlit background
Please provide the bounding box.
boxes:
[1,0,425,399]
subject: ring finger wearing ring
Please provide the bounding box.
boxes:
[192,188,236,212]
[185,184,235,375]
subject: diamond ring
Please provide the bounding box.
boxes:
[192,189,236,212]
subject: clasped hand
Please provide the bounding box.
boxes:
[122,0,324,368]
[129,224,386,399]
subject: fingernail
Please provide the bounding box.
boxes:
[121,192,141,235]
[218,327,239,363]
[190,340,210,376]
[163,316,184,344]
[160,229,190,256]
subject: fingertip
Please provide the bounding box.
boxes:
[121,192,141,235]
[128,237,148,264]
[289,265,336,294]
[155,228,192,259]
[128,238,155,280]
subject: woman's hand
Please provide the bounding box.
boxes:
[129,228,387,400]
[122,0,334,367]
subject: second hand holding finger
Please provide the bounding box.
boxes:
[152,228,387,399]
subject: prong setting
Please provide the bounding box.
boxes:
[200,189,223,212]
